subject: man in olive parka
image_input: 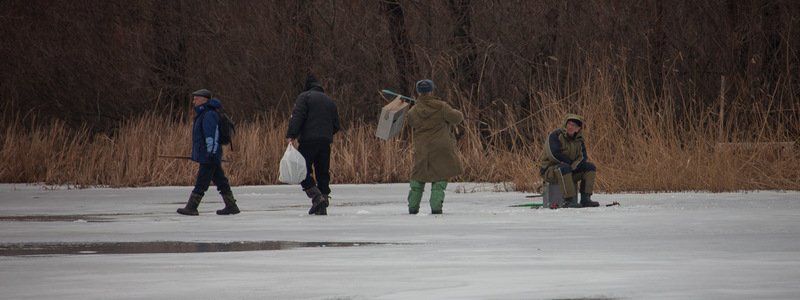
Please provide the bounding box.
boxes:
[538,114,600,208]
[406,79,464,214]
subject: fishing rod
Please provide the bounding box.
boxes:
[158,155,230,163]
[379,89,487,125]
[380,89,416,103]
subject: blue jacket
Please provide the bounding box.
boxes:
[191,99,223,164]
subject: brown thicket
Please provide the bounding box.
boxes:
[1,1,798,191]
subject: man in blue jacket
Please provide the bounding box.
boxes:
[177,89,240,216]
[286,73,341,215]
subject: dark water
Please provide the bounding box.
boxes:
[551,298,621,300]
[0,214,116,222]
[0,241,383,256]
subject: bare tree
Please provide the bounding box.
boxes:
[448,0,479,100]
[382,0,417,95]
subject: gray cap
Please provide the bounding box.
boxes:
[191,89,212,99]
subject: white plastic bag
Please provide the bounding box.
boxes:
[278,143,307,184]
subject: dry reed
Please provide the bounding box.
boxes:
[2,67,797,192]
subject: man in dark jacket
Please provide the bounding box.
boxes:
[286,74,341,215]
[538,114,599,208]
[177,89,240,216]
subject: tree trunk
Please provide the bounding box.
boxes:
[761,0,782,85]
[448,0,479,100]
[150,0,187,111]
[291,0,315,93]
[382,0,417,95]
[652,0,666,96]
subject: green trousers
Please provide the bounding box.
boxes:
[407,180,447,211]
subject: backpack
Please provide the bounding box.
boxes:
[217,109,235,146]
[201,108,236,149]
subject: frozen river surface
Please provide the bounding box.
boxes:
[1,183,799,299]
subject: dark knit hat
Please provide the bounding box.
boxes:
[304,74,322,91]
[191,89,212,99]
[415,79,435,93]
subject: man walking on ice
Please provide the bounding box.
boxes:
[286,72,341,216]
[177,89,240,216]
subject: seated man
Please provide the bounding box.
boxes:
[538,114,599,208]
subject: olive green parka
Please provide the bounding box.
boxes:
[538,114,588,173]
[407,94,464,182]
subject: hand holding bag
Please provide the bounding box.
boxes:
[278,143,307,184]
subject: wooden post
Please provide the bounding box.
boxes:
[718,76,726,143]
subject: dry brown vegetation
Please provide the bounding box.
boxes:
[1,1,798,191]
[2,64,797,191]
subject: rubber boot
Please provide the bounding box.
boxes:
[316,195,330,215]
[562,197,582,208]
[407,180,424,214]
[216,192,241,215]
[177,193,202,216]
[305,186,327,215]
[580,193,599,207]
[430,181,447,214]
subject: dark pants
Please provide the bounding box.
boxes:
[192,162,232,196]
[298,142,332,195]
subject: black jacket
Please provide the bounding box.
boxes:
[286,86,341,144]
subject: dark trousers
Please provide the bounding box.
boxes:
[192,162,232,196]
[298,142,332,195]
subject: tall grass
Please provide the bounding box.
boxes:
[2,68,797,192]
